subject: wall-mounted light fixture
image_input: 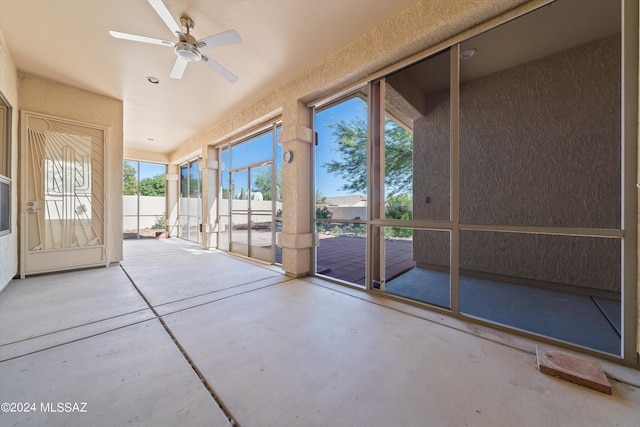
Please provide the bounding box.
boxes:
[460,48,477,59]
[283,150,293,164]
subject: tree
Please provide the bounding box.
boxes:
[139,173,166,196]
[385,193,412,220]
[123,162,138,195]
[385,193,413,238]
[384,120,413,195]
[252,168,282,201]
[324,116,412,195]
[324,116,368,194]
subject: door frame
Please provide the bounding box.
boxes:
[20,110,109,278]
[228,160,276,262]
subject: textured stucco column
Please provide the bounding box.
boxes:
[277,100,314,276]
[200,146,219,250]
[165,164,179,238]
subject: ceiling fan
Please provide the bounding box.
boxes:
[109,0,241,82]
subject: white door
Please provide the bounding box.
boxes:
[21,112,107,277]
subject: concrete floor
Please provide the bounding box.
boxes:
[1,238,639,426]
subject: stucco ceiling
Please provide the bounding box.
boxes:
[0,0,416,155]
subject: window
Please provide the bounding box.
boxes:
[0,177,9,235]
[179,158,202,243]
[122,160,166,239]
[0,92,10,236]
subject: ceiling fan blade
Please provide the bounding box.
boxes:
[197,30,242,50]
[201,54,238,83]
[147,0,183,37]
[170,58,188,79]
[109,31,174,47]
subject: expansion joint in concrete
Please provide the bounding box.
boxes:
[119,265,241,427]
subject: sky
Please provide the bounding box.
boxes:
[315,96,367,198]
[124,160,165,180]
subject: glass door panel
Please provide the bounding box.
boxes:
[249,164,274,262]
[221,125,279,263]
[458,0,622,355]
[219,148,230,250]
[230,169,249,257]
[314,95,369,286]
[386,49,450,223]
[382,227,451,309]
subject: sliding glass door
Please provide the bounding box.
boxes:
[219,124,281,263]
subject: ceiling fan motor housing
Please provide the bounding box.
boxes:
[175,41,201,62]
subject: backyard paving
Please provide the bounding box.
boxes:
[316,235,415,285]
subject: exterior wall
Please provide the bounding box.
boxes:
[326,206,367,221]
[122,196,166,230]
[0,31,19,291]
[413,36,622,292]
[18,74,124,265]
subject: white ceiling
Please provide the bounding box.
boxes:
[0,0,416,154]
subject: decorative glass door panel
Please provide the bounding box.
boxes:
[22,113,106,276]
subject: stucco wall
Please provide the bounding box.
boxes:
[0,31,19,291]
[413,35,622,292]
[18,74,124,265]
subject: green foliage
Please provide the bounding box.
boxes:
[324,116,368,194]
[324,116,412,195]
[139,173,166,197]
[252,168,282,201]
[384,121,413,195]
[385,194,413,238]
[385,193,412,220]
[315,192,333,219]
[123,162,138,196]
[153,213,166,230]
[316,206,333,219]
[181,172,199,197]
[384,227,412,239]
[123,162,165,197]
[351,222,364,235]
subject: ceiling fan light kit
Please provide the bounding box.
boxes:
[109,0,241,82]
[175,42,201,62]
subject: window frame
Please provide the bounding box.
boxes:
[0,91,12,237]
